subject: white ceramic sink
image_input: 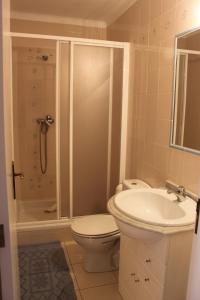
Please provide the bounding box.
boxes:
[108,188,196,241]
[114,188,195,227]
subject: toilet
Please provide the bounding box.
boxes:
[71,179,151,272]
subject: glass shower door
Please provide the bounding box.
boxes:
[59,42,71,218]
[11,36,127,223]
[12,37,57,222]
[72,44,124,216]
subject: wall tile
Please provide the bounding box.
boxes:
[149,17,161,47]
[108,0,200,195]
[149,0,162,21]
[160,10,176,41]
[168,148,184,184]
[162,0,178,13]
[13,46,57,201]
[182,151,200,193]
[147,50,160,93]
[157,93,172,120]
[155,119,171,146]
[175,0,200,35]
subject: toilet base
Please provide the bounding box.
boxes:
[84,248,119,272]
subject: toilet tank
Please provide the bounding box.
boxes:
[115,179,151,194]
[123,179,151,190]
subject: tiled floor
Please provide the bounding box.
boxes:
[62,241,122,300]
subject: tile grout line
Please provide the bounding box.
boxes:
[72,265,118,291]
[63,241,121,299]
[79,282,119,292]
[61,242,83,299]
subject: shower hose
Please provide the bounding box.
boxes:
[39,122,48,174]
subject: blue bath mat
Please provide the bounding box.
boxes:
[18,241,77,300]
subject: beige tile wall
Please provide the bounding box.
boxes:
[11,19,107,40]
[108,0,200,194]
[13,45,57,201]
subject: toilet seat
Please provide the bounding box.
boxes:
[72,230,120,239]
[71,214,119,238]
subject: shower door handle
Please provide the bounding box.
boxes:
[14,172,24,179]
[12,161,24,199]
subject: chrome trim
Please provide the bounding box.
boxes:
[170,26,200,156]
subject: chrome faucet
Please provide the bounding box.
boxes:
[165,180,198,203]
[167,185,186,202]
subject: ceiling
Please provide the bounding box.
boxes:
[11,0,137,27]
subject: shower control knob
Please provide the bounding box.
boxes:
[46,115,54,125]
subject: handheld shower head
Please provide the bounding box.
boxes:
[36,114,55,174]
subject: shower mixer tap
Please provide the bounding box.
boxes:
[37,115,54,127]
[45,115,54,126]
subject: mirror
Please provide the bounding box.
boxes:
[171,27,200,154]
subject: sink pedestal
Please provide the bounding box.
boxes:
[119,232,193,300]
[108,187,196,299]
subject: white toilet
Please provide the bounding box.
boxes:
[71,179,150,272]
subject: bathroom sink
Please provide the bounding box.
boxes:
[114,188,195,226]
[108,188,196,241]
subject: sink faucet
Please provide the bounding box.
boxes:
[165,180,198,202]
[167,185,186,202]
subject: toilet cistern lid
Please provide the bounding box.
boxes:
[71,214,119,236]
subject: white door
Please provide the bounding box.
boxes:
[187,202,200,300]
[0,0,20,299]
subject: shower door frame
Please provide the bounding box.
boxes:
[10,32,130,229]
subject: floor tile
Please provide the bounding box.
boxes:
[65,241,84,265]
[61,243,79,291]
[73,264,116,289]
[80,284,122,300]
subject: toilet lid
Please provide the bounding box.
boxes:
[71,214,119,236]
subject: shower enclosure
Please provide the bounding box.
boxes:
[11,33,129,227]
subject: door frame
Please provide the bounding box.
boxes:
[0,0,20,299]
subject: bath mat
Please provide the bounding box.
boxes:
[18,241,77,300]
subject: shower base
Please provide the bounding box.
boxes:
[17,199,57,223]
